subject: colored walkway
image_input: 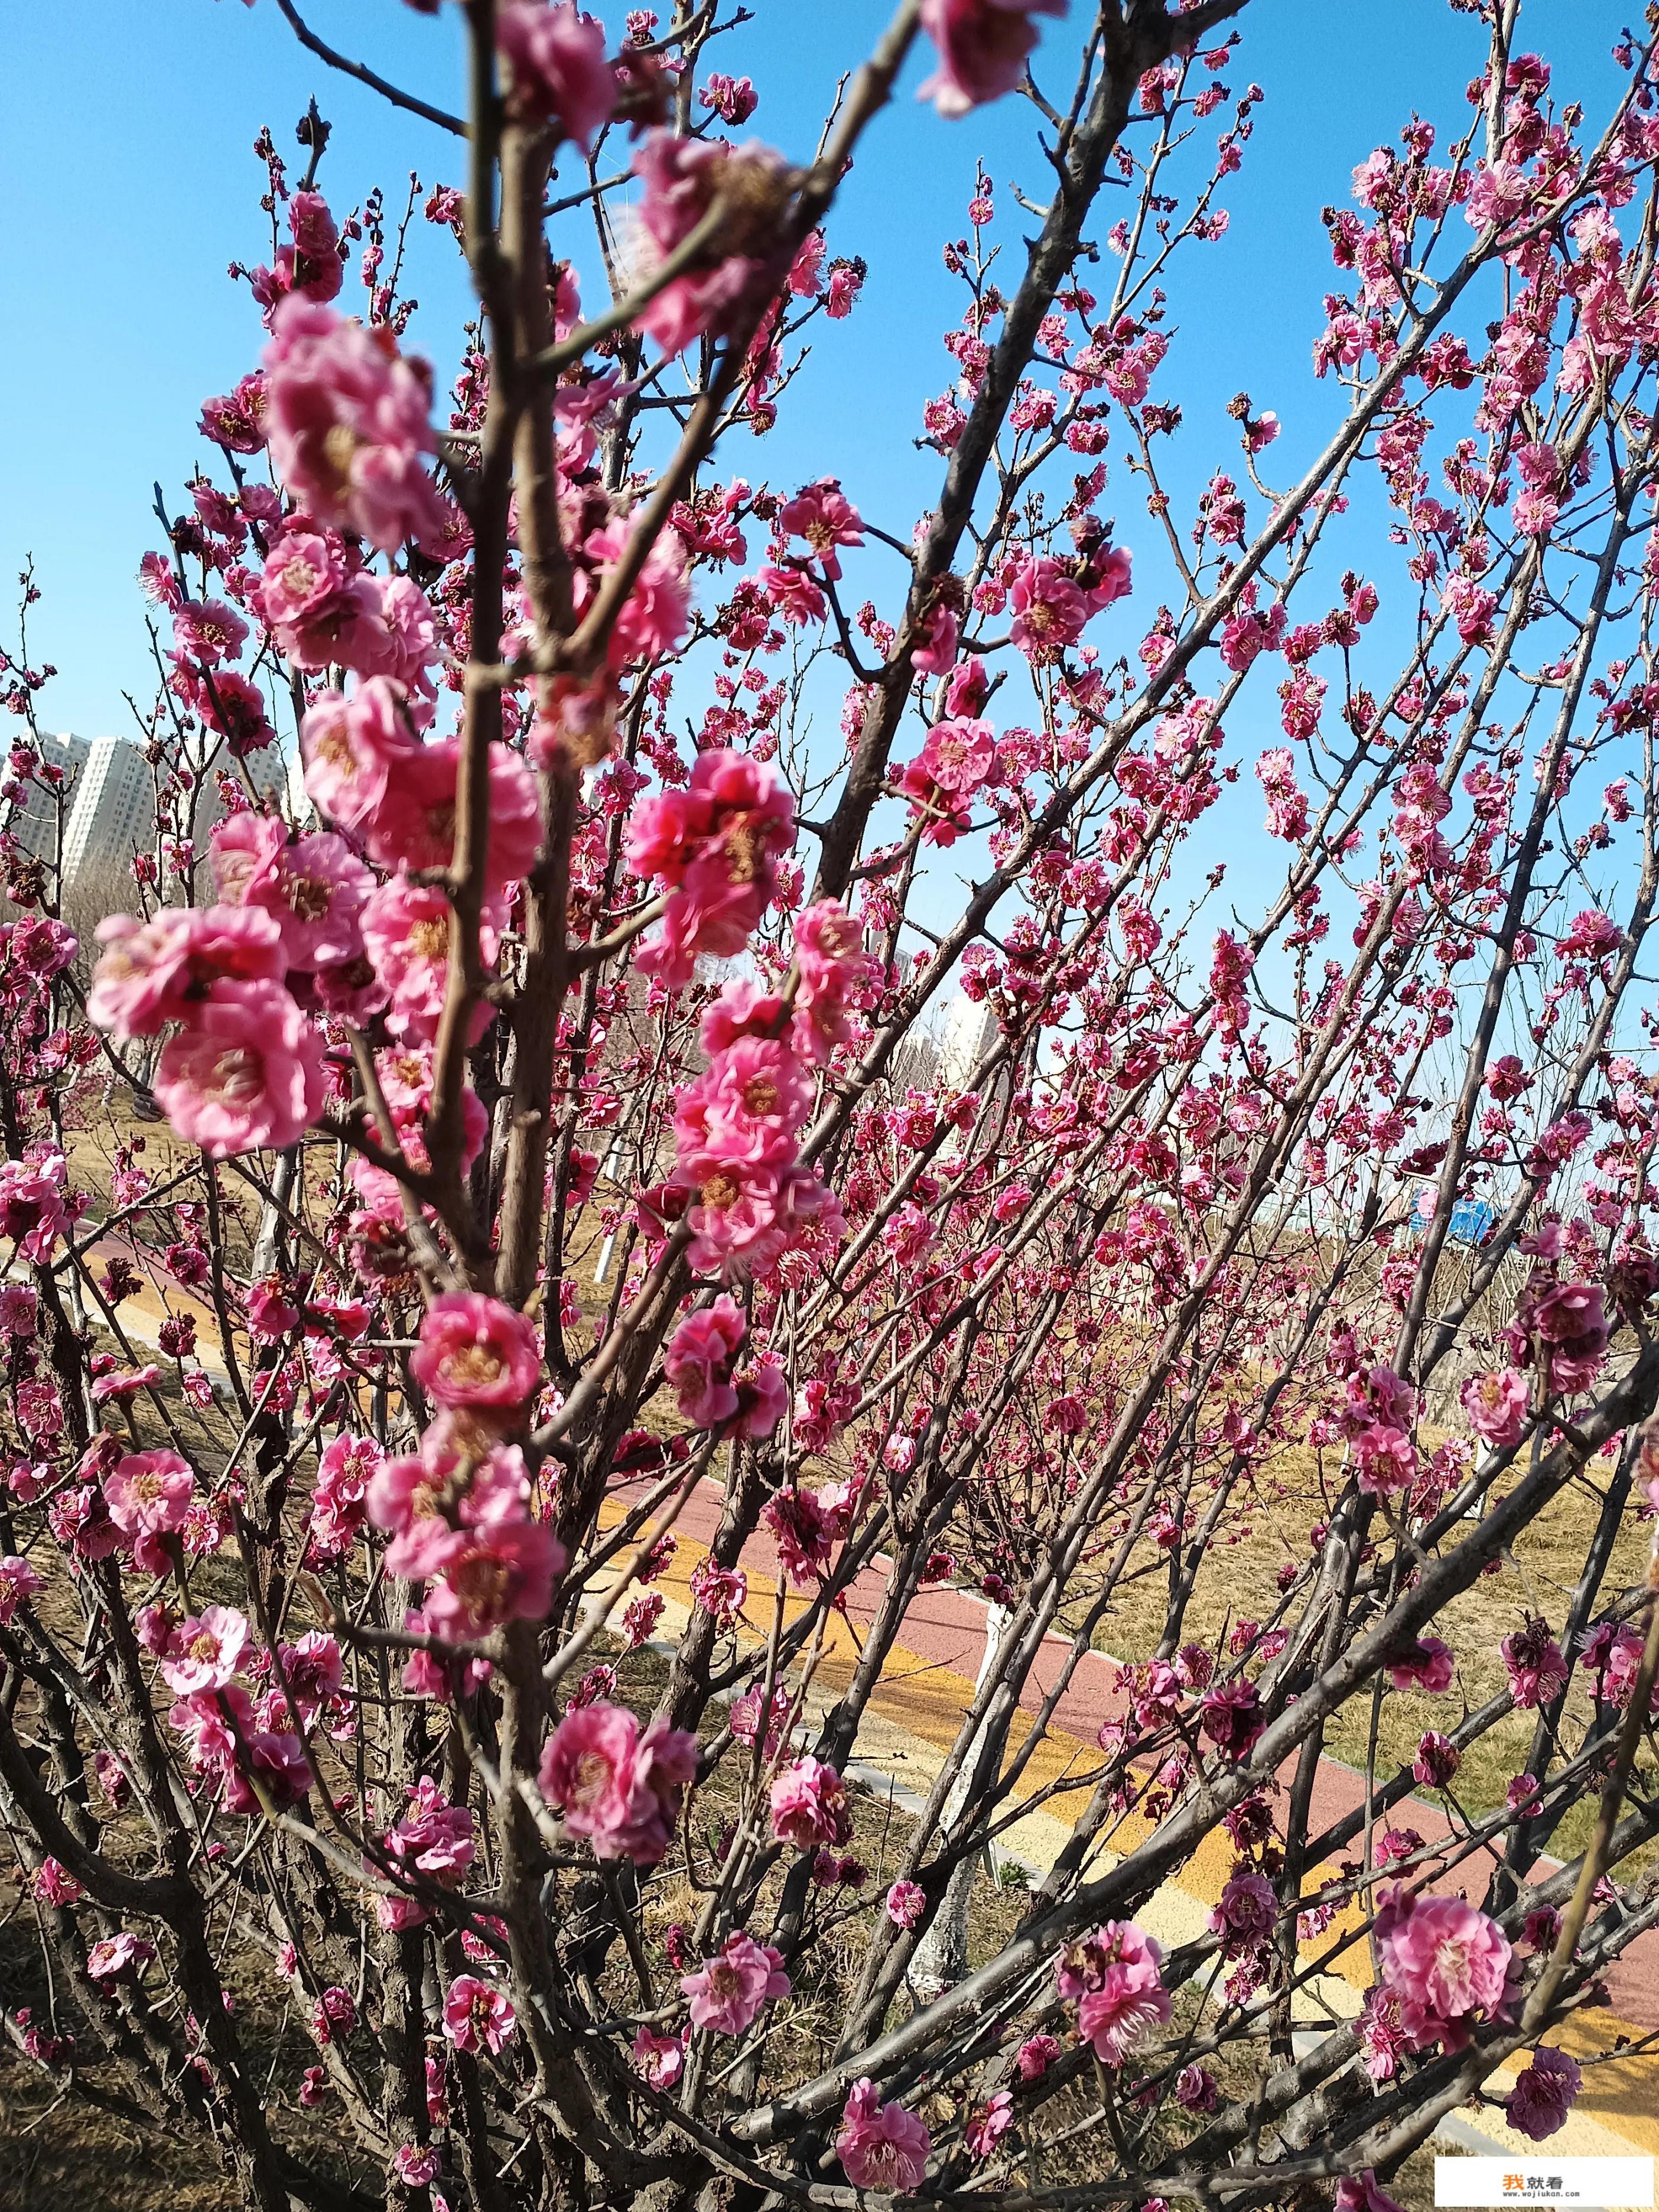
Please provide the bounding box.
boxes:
[600,1471,1659,2169]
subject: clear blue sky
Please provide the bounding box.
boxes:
[0,0,1625,747]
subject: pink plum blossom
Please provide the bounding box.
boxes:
[632,2026,687,2089]
[1514,1277,1609,1393]
[1374,1886,1515,2052]
[917,0,1066,118]
[688,1557,747,1622]
[765,1486,836,1583]
[792,900,877,1061]
[674,1037,812,1172]
[263,296,448,551]
[380,1780,477,1929]
[422,1518,562,1638]
[885,1879,926,1929]
[730,1357,787,1438]
[965,2090,1014,2161]
[0,1554,43,1623]
[172,597,249,666]
[363,736,541,896]
[1335,2177,1408,2212]
[366,1437,564,1635]
[835,2078,931,2195]
[539,1700,698,1865]
[308,1434,382,1564]
[1387,1636,1455,1693]
[1413,1730,1461,1788]
[160,1604,251,1694]
[89,907,285,1042]
[443,1973,517,2055]
[918,714,997,796]
[680,1930,791,2035]
[1357,1984,1409,2080]
[257,529,405,674]
[1462,1367,1530,1447]
[1058,1922,1172,2065]
[629,132,791,359]
[769,1756,850,1849]
[34,1856,84,1907]
[86,1932,157,1983]
[367,1439,534,1564]
[151,979,325,1156]
[0,1154,69,1263]
[1352,1423,1417,1497]
[1199,1678,1264,1757]
[411,1294,542,1417]
[103,1451,195,1575]
[301,679,424,830]
[1502,1619,1569,1710]
[1176,2063,1218,2112]
[360,877,500,1045]
[1009,554,1087,662]
[1207,1871,1276,1956]
[648,1155,842,1284]
[200,372,268,450]
[210,815,371,972]
[497,2,616,147]
[568,512,692,678]
[626,748,796,986]
[664,1295,749,1426]
[776,479,864,579]
[1560,907,1622,959]
[1505,2046,1582,2141]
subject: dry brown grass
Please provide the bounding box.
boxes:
[0,1634,1028,2210]
[0,1905,378,2212]
[0,1566,1544,2211]
[0,2083,239,2212]
[56,1107,1654,1869]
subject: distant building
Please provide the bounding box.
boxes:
[939,991,999,1089]
[60,736,156,887]
[283,748,314,826]
[6,731,297,898]
[3,731,90,871]
[889,991,1004,1101]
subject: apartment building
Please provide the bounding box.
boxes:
[3,730,91,872]
[6,732,295,895]
[57,736,157,886]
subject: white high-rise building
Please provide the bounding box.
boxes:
[60,736,155,887]
[2,731,91,870]
[283,748,314,827]
[9,733,298,898]
[939,991,998,1089]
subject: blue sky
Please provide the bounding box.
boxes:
[0,0,1627,761]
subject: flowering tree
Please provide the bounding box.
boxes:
[5,0,1659,2206]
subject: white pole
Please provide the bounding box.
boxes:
[907,1599,1010,1999]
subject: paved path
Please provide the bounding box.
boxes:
[603,1470,1659,2167]
[619,1471,1659,2014]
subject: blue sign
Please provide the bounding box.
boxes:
[1448,1197,1497,1246]
[1411,1186,1496,1246]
